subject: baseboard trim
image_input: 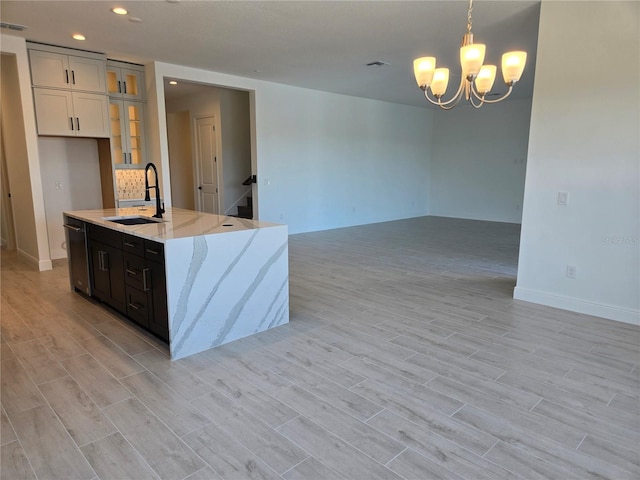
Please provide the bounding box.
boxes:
[17,249,53,271]
[513,286,640,325]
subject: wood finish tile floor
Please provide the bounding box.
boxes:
[1,216,639,480]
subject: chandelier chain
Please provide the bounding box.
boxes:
[467,0,473,34]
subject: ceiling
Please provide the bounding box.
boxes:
[1,1,541,108]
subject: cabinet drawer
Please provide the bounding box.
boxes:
[122,234,144,257]
[144,240,164,261]
[123,253,148,291]
[125,286,149,328]
[87,223,122,249]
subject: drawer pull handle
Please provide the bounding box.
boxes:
[146,248,160,256]
[128,302,141,311]
[126,269,138,276]
[143,268,150,292]
[124,241,135,247]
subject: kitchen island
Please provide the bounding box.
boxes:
[63,207,289,360]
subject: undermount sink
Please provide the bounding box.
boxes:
[104,216,163,225]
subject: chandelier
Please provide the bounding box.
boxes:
[413,0,527,110]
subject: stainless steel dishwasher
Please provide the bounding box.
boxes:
[63,215,91,295]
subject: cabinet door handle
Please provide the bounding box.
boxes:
[128,302,141,311]
[123,241,135,248]
[118,80,122,93]
[76,118,80,131]
[65,69,69,84]
[63,224,83,233]
[123,82,127,94]
[128,153,132,163]
[126,269,138,277]
[99,251,109,271]
[123,153,127,163]
[71,70,76,84]
[146,248,160,256]
[142,268,150,292]
[70,117,74,130]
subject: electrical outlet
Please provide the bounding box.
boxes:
[557,192,568,206]
[566,265,576,279]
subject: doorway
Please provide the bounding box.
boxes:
[164,80,252,217]
[195,116,219,214]
[0,133,16,251]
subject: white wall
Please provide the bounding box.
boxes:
[256,83,433,231]
[148,62,434,234]
[0,37,51,270]
[219,88,251,215]
[515,1,640,324]
[166,112,195,210]
[38,138,103,259]
[429,99,531,224]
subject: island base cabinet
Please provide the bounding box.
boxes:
[122,238,169,342]
[125,286,150,329]
[89,241,125,313]
[148,259,169,342]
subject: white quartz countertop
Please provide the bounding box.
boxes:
[64,207,283,242]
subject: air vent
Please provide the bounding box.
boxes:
[0,22,28,31]
[366,61,389,67]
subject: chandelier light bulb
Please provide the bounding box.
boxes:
[460,43,485,77]
[502,51,527,84]
[413,57,436,88]
[430,68,450,96]
[475,65,497,94]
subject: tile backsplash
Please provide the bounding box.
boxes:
[115,169,155,199]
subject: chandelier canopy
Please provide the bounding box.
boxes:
[413,0,527,110]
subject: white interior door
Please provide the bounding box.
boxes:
[195,116,219,214]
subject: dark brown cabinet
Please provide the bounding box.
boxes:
[88,225,125,312]
[122,234,169,342]
[85,225,168,342]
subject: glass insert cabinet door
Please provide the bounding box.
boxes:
[110,100,146,166]
[106,66,144,101]
[127,103,144,165]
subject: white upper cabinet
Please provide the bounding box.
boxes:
[29,49,106,94]
[33,88,110,138]
[107,61,145,101]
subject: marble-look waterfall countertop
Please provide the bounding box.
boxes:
[64,206,289,360]
[64,207,281,242]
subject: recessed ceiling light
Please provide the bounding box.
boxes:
[72,34,86,41]
[111,7,128,15]
[166,0,181,3]
[129,17,142,23]
[169,81,178,85]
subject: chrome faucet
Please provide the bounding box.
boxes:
[144,162,165,219]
